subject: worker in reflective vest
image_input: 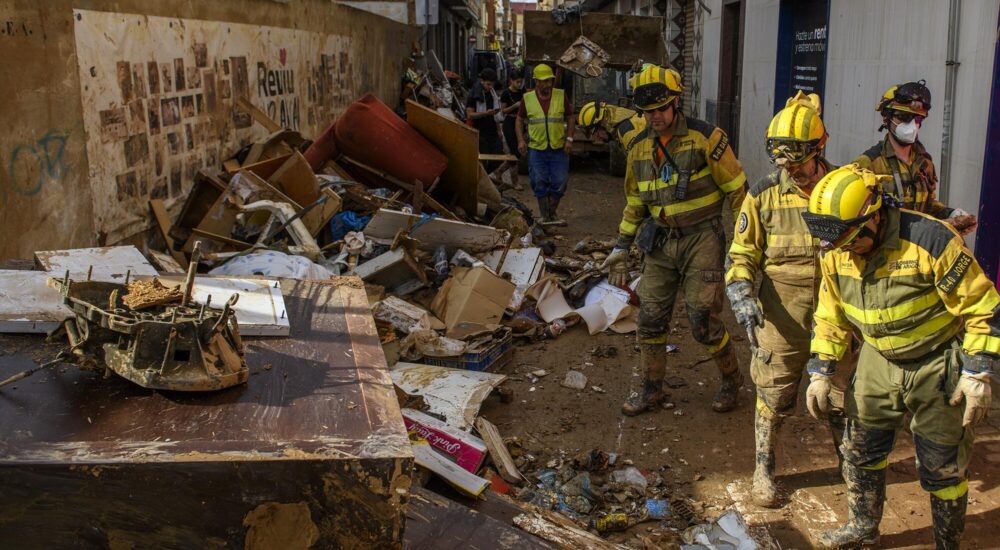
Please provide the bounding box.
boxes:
[516,63,575,224]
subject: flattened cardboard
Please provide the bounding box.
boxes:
[430,267,515,335]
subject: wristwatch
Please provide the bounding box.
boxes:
[566,137,574,142]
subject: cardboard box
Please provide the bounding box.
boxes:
[430,267,515,335]
[402,409,487,473]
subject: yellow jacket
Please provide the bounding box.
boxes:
[812,208,1000,362]
[601,105,647,152]
[618,115,746,237]
[852,137,951,218]
[726,159,835,287]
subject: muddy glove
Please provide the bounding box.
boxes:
[805,358,836,420]
[601,247,629,288]
[949,353,995,426]
[726,281,763,348]
[945,207,978,236]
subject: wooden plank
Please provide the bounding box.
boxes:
[227,152,293,179]
[475,417,525,484]
[236,96,282,133]
[148,199,189,268]
[268,151,320,206]
[478,153,518,162]
[405,100,479,215]
[364,208,507,254]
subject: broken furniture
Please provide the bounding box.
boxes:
[0,279,411,547]
[558,35,611,78]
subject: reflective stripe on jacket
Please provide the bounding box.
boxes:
[618,115,746,236]
[812,208,1000,362]
[524,89,566,150]
[852,137,951,218]
[726,159,835,286]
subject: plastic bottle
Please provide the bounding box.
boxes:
[433,245,449,282]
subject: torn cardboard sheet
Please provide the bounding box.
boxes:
[364,208,507,253]
[391,362,507,430]
[431,267,515,336]
[34,246,158,282]
[483,247,544,310]
[403,408,487,474]
[525,277,636,335]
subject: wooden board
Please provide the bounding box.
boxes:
[0,280,411,547]
[478,153,518,162]
[34,246,158,281]
[148,199,189,267]
[405,100,479,215]
[364,208,507,254]
[269,150,320,207]
[475,417,525,484]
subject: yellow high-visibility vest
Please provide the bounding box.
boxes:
[524,89,566,150]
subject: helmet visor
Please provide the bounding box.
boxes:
[801,211,875,250]
[766,138,818,164]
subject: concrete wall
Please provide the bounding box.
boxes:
[0,0,417,260]
[700,0,998,248]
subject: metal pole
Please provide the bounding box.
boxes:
[940,0,961,203]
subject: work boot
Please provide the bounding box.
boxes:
[815,461,885,549]
[711,344,743,413]
[547,195,567,226]
[621,344,667,416]
[751,405,783,508]
[931,493,967,550]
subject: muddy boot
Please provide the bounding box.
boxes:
[815,461,884,549]
[751,405,783,508]
[621,344,667,416]
[931,493,967,550]
[711,344,743,413]
[537,196,551,223]
[547,195,567,226]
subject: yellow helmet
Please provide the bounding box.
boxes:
[577,101,606,129]
[766,91,828,165]
[876,80,931,117]
[632,65,684,111]
[803,164,888,249]
[533,63,555,81]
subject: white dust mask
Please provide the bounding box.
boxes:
[893,119,919,144]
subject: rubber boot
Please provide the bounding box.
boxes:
[622,344,667,416]
[931,492,967,550]
[815,461,884,549]
[711,344,743,413]
[751,405,783,508]
[547,195,567,226]
[537,195,550,223]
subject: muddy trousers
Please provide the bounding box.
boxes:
[839,341,974,546]
[636,225,730,363]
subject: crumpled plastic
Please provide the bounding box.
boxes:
[329,211,371,241]
[400,329,468,360]
[209,250,333,279]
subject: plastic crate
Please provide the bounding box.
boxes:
[423,328,513,372]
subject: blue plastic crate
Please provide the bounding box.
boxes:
[423,328,512,372]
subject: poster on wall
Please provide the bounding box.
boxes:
[73,10,360,244]
[773,0,829,108]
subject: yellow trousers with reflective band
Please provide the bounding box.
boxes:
[751,276,854,417]
[636,226,729,353]
[843,340,974,500]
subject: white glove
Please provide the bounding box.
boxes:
[805,372,833,420]
[947,207,970,218]
[949,372,992,427]
[601,247,629,288]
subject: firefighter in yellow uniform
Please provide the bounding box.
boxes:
[801,165,999,549]
[601,65,748,415]
[577,101,648,152]
[852,80,977,234]
[726,91,848,508]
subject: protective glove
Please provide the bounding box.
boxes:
[805,372,833,420]
[601,247,629,288]
[946,207,978,236]
[949,371,993,427]
[805,356,837,420]
[725,281,763,346]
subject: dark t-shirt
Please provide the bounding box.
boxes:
[467,91,498,135]
[500,88,525,136]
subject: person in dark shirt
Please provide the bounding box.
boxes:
[466,68,503,173]
[496,68,526,189]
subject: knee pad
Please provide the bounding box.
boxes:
[843,421,895,470]
[914,434,965,496]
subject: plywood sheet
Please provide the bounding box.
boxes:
[364,208,507,253]
[34,246,158,281]
[0,271,69,334]
[405,100,479,214]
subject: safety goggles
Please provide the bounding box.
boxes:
[766,138,818,165]
[640,103,674,114]
[891,111,925,124]
[801,211,876,250]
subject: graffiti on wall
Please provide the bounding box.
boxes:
[73,10,359,244]
[1,130,71,205]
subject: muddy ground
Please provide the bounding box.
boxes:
[475,156,1000,549]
